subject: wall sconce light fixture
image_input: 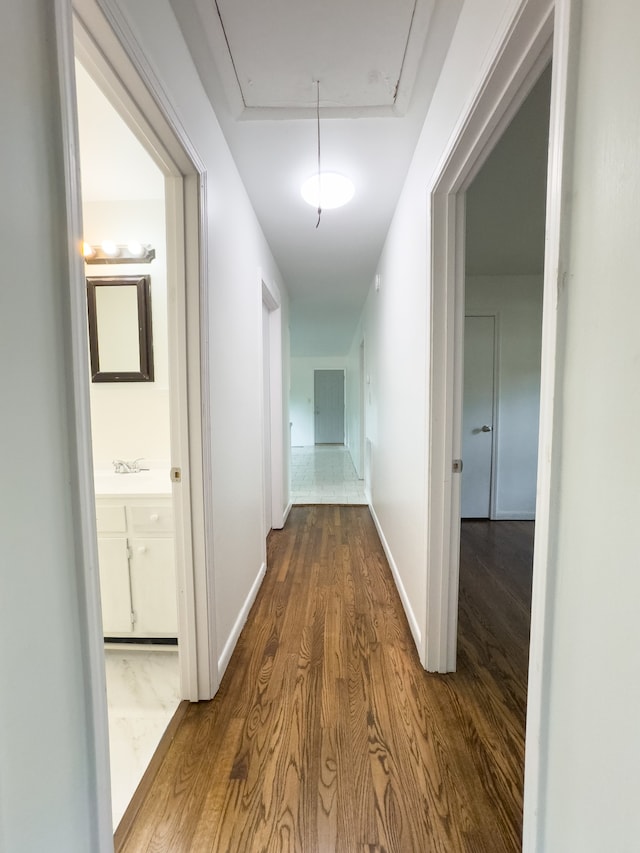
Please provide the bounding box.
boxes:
[82,241,155,264]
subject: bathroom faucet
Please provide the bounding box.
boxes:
[112,458,148,474]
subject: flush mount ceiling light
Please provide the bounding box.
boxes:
[301,172,355,210]
[302,80,355,227]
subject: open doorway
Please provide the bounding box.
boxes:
[75,58,181,828]
[424,2,555,675]
[462,67,550,523]
[456,66,551,829]
[71,4,215,833]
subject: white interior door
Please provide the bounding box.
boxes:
[461,315,496,518]
[314,369,345,444]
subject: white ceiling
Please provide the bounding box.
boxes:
[170,0,464,355]
[214,0,433,114]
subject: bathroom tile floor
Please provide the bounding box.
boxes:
[105,648,180,828]
[291,444,367,504]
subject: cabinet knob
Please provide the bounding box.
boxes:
[149,513,159,522]
[137,546,148,554]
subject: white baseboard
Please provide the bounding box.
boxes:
[493,510,536,520]
[282,500,292,525]
[217,560,266,679]
[368,504,422,652]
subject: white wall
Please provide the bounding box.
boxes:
[0,2,101,849]
[466,275,543,518]
[360,0,519,647]
[83,198,171,469]
[530,0,640,848]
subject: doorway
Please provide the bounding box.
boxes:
[70,1,216,836]
[314,369,345,444]
[75,57,183,828]
[461,315,497,518]
[262,299,273,537]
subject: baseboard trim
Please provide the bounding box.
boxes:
[114,699,190,851]
[217,560,267,678]
[493,511,536,521]
[368,504,422,652]
[282,500,292,525]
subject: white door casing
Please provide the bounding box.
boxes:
[424,0,574,849]
[261,276,287,531]
[425,0,554,672]
[73,0,216,703]
[262,300,273,537]
[461,315,496,518]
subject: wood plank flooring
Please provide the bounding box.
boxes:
[117,508,533,853]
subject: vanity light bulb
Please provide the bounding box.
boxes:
[101,240,119,257]
[82,241,95,258]
[127,241,144,257]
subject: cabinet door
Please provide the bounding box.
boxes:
[129,538,178,635]
[97,537,132,634]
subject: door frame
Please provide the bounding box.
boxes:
[72,0,217,701]
[258,278,291,530]
[261,275,288,531]
[424,0,577,847]
[359,339,366,479]
[424,0,554,669]
[55,0,217,842]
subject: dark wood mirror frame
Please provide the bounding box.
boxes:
[86,275,154,382]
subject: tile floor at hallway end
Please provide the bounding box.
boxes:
[291,444,367,504]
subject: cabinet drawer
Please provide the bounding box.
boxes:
[96,504,127,533]
[129,504,173,533]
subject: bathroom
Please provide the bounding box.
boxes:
[76,60,181,828]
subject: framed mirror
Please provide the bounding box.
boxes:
[86,275,154,382]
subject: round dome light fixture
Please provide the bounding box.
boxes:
[301,172,354,210]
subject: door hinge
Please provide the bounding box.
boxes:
[452,459,463,473]
[130,610,137,626]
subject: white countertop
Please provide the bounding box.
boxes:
[93,469,172,496]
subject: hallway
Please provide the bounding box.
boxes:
[115,509,532,852]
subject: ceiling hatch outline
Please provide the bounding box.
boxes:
[209,0,436,120]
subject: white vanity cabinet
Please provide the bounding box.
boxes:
[95,495,178,639]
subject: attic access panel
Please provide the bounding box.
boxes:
[215,0,428,110]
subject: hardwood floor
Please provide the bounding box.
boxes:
[117,508,533,853]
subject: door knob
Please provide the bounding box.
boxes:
[481,425,493,432]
